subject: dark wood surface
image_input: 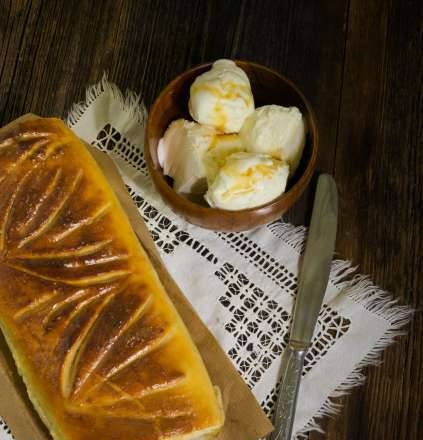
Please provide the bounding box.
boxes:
[0,1,421,439]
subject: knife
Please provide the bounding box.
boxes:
[270,174,338,440]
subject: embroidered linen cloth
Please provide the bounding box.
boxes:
[0,78,412,439]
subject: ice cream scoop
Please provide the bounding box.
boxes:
[205,152,289,210]
[158,119,215,194]
[189,59,254,133]
[158,119,244,195]
[240,105,306,175]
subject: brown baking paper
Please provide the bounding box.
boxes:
[0,115,273,440]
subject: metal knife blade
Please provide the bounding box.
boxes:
[290,173,338,347]
[271,174,338,440]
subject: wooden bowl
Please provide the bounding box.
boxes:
[145,60,318,231]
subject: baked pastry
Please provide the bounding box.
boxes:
[0,117,224,440]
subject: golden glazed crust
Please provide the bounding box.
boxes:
[0,117,224,440]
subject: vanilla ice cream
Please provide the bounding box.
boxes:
[158,119,216,194]
[205,152,289,210]
[158,119,245,195]
[240,105,306,175]
[189,59,254,133]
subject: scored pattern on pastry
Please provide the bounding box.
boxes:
[0,129,184,417]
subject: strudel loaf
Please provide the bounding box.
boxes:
[0,117,224,440]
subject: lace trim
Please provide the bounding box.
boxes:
[217,231,297,294]
[93,123,148,175]
[216,262,290,388]
[261,304,351,416]
[0,421,13,439]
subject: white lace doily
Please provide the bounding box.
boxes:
[0,77,413,440]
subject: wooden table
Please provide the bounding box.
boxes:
[0,1,421,439]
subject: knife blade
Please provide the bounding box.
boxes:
[271,174,338,440]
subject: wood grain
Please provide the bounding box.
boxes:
[314,0,422,439]
[0,0,421,439]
